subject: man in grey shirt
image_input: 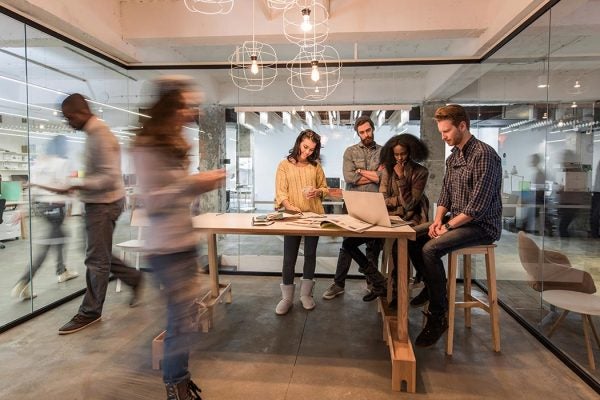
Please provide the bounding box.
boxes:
[58,93,142,335]
[322,115,386,301]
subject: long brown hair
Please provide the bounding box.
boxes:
[134,90,191,168]
[287,129,321,165]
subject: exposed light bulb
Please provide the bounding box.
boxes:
[301,8,312,32]
[574,80,581,88]
[314,86,320,93]
[250,55,259,75]
[310,60,320,82]
[571,101,577,108]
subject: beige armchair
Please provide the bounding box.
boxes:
[517,231,596,294]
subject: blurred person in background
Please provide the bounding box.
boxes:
[11,134,79,301]
[274,129,329,315]
[133,76,224,400]
[58,93,142,335]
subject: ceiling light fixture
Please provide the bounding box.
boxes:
[574,80,581,88]
[267,0,296,10]
[283,0,329,48]
[536,59,549,89]
[301,8,312,32]
[229,0,278,91]
[310,60,320,81]
[288,45,342,102]
[183,0,234,15]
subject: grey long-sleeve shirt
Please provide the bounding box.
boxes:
[79,116,125,204]
[133,147,206,255]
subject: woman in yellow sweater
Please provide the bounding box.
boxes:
[274,129,329,315]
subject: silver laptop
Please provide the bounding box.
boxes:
[343,190,399,228]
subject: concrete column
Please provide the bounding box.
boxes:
[197,105,226,213]
[420,101,446,219]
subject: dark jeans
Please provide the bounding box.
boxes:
[19,203,67,283]
[336,237,386,290]
[420,224,494,316]
[333,238,382,287]
[78,198,141,318]
[389,237,427,292]
[282,236,319,285]
[148,248,200,385]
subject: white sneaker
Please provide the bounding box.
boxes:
[58,270,79,283]
[19,284,37,301]
[11,280,27,298]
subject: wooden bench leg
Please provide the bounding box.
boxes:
[485,248,501,352]
[463,254,472,328]
[446,252,458,356]
[387,319,416,392]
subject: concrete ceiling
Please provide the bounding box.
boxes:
[0,0,599,133]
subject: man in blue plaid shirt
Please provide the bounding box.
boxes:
[414,104,502,348]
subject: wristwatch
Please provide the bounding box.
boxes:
[444,222,453,231]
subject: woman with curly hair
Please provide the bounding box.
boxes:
[379,134,430,309]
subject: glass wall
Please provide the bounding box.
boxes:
[0,13,137,328]
[1,0,599,388]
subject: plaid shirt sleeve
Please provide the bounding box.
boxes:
[437,156,453,210]
[462,147,501,220]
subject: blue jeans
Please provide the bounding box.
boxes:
[148,248,200,385]
[78,198,141,318]
[420,224,494,316]
[282,236,319,284]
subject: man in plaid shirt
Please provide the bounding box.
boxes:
[414,104,502,348]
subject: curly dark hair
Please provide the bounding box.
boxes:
[133,89,191,168]
[287,129,321,165]
[380,134,429,174]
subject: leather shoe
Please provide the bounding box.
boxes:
[362,290,384,302]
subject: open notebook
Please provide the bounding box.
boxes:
[285,191,410,233]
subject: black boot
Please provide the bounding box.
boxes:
[361,261,387,302]
[415,312,448,347]
[165,377,202,400]
[409,287,429,307]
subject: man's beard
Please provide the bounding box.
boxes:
[361,136,373,146]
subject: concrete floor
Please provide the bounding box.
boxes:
[0,273,598,400]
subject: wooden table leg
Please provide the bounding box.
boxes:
[386,237,415,393]
[207,232,219,297]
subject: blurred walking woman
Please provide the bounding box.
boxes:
[274,129,329,315]
[379,134,430,308]
[133,78,224,400]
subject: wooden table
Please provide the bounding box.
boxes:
[192,212,417,392]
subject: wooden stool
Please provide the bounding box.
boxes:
[446,244,500,355]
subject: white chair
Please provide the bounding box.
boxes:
[115,208,149,292]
